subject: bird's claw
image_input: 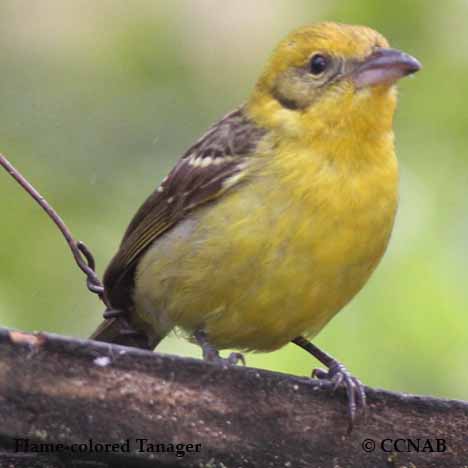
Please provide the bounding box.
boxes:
[227,352,246,366]
[204,350,246,367]
[195,329,246,367]
[313,362,366,432]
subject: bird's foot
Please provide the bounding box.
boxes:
[292,336,366,432]
[312,361,366,432]
[204,349,246,367]
[194,330,246,367]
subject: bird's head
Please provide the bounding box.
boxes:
[248,22,421,141]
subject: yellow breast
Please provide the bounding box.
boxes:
[134,130,398,352]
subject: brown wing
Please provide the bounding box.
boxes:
[103,106,267,310]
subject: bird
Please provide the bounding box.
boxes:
[90,22,421,429]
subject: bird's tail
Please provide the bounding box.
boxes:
[90,316,163,351]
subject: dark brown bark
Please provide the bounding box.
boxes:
[0,327,466,468]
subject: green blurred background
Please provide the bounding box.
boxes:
[1,0,467,400]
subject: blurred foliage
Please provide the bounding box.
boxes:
[0,1,467,400]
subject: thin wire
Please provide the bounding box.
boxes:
[0,153,109,308]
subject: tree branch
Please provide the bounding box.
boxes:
[0,327,466,467]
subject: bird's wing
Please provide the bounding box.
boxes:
[104,107,267,309]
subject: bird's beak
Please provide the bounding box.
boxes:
[352,48,421,89]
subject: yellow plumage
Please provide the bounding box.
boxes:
[134,106,397,351]
[92,22,420,363]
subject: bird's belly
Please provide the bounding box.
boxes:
[134,168,398,351]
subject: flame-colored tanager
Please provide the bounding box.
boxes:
[91,22,421,426]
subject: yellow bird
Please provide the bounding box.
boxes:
[91,22,420,426]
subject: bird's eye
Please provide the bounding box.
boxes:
[309,54,328,75]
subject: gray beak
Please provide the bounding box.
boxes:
[352,48,421,88]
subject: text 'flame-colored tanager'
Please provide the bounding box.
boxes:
[91,22,421,428]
